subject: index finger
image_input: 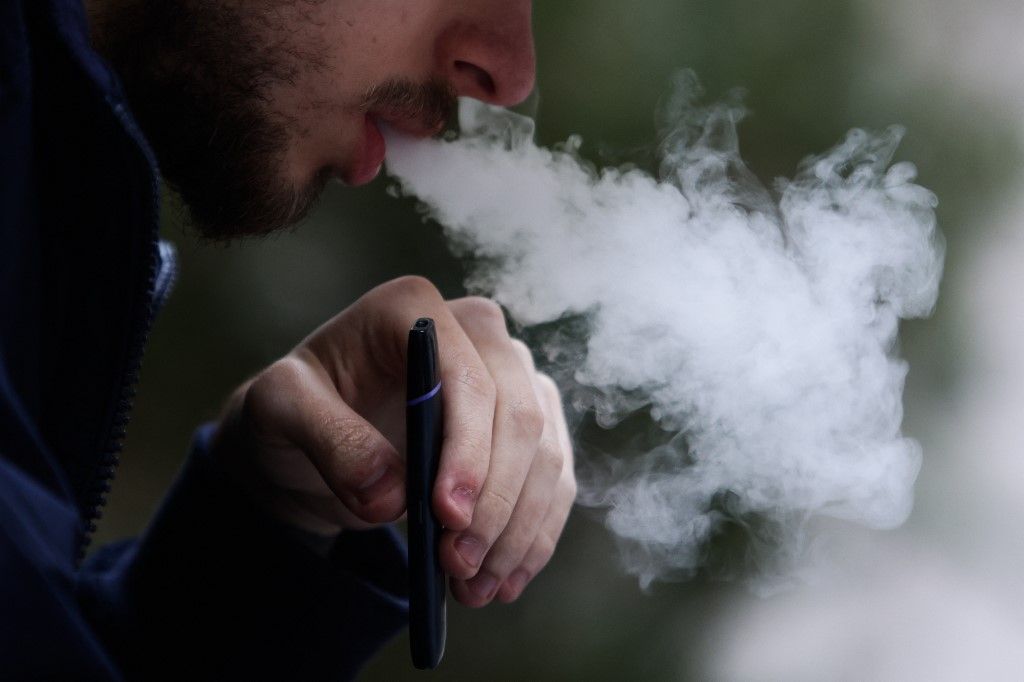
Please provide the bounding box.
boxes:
[323,276,495,531]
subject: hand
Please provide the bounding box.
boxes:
[212,276,577,606]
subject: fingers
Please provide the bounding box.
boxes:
[243,353,406,524]
[286,277,577,602]
[440,299,544,580]
[500,371,576,602]
[497,459,576,603]
[452,369,577,605]
[315,276,495,531]
[452,372,564,602]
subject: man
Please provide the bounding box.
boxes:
[0,0,576,678]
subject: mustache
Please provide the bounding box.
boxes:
[360,77,458,131]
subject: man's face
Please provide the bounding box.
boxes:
[94,0,535,239]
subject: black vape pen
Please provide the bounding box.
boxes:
[406,317,446,670]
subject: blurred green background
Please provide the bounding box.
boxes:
[95,0,1024,679]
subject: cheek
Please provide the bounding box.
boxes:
[269,1,442,182]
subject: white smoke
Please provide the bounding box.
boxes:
[385,73,944,589]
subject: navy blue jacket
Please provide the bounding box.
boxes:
[0,1,408,679]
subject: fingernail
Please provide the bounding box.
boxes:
[358,464,388,490]
[506,568,531,597]
[467,571,498,600]
[454,534,486,568]
[355,466,396,505]
[451,485,476,521]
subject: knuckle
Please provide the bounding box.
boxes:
[527,532,558,571]
[383,275,440,301]
[460,296,506,329]
[562,473,578,502]
[539,437,565,478]
[510,338,530,356]
[484,530,531,572]
[508,397,545,442]
[265,356,305,389]
[535,372,561,401]
[510,339,535,369]
[245,358,302,419]
[561,437,576,467]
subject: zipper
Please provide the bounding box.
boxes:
[63,22,176,562]
[76,241,176,562]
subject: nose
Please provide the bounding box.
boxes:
[434,1,536,107]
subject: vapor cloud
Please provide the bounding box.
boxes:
[386,73,944,589]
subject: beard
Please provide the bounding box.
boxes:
[93,0,455,241]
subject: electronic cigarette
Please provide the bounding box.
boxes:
[406,317,446,670]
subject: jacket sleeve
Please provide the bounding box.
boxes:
[78,423,409,681]
[0,457,122,681]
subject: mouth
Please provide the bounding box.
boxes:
[343,112,446,187]
[341,114,387,187]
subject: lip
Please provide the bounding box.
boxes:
[342,112,446,187]
[376,111,447,139]
[344,114,387,187]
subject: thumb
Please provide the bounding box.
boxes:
[245,355,407,524]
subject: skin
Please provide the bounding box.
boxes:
[88,0,537,236]
[270,0,539,188]
[87,0,576,607]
